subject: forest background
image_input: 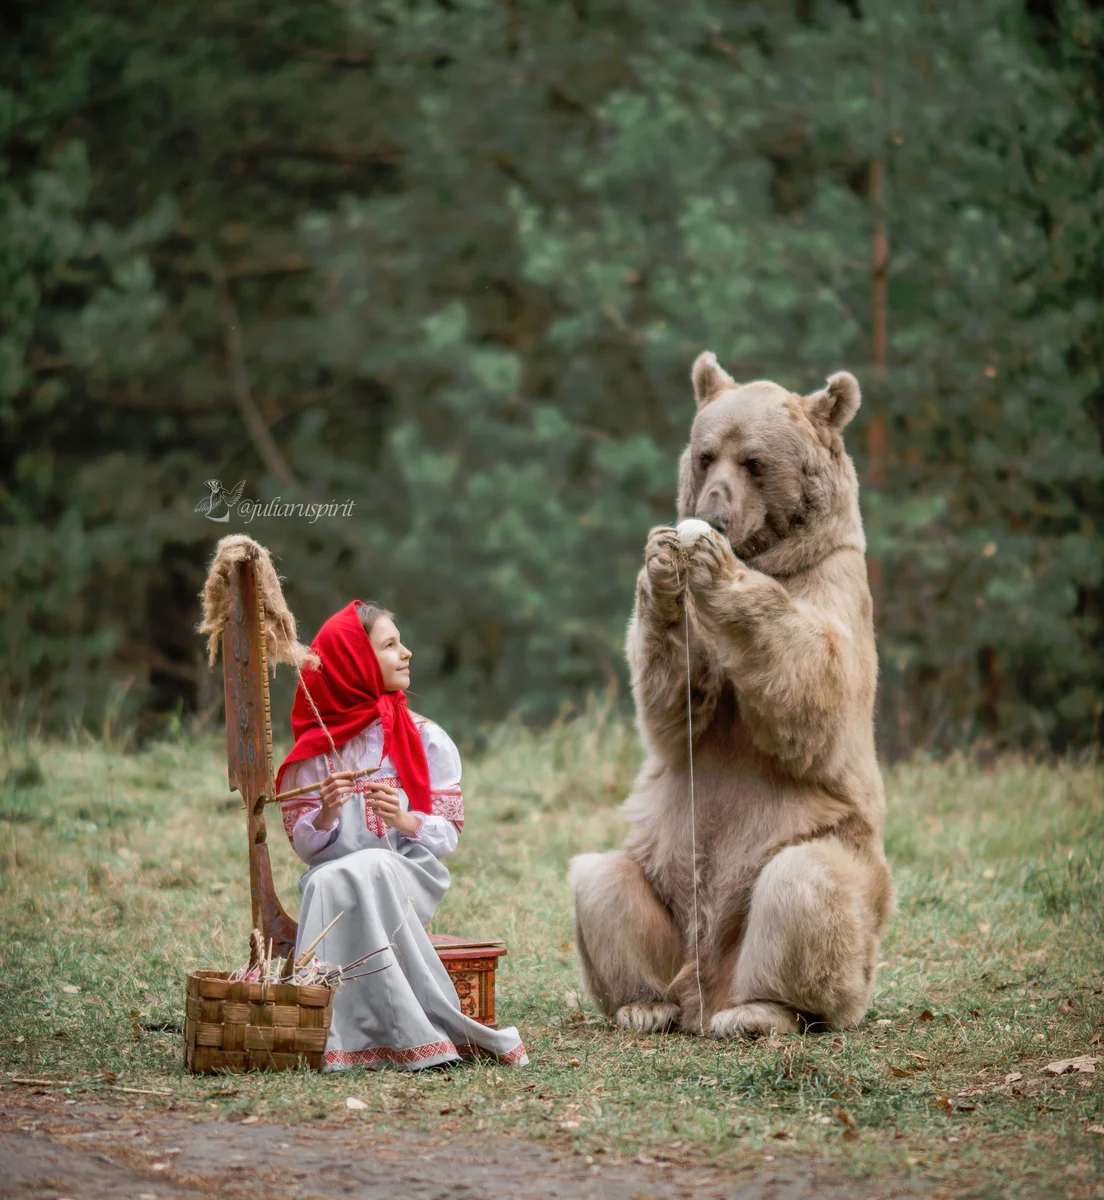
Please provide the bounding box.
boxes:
[2,0,1102,757]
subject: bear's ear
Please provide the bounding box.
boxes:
[691,350,737,409]
[803,371,861,432]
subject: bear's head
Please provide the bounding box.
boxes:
[676,351,866,575]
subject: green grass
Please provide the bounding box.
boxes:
[1,711,1102,1198]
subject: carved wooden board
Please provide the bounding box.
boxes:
[222,551,298,960]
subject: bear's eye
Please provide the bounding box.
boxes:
[698,451,714,471]
[743,458,764,478]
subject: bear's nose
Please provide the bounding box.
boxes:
[696,510,727,534]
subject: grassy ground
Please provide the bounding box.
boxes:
[0,711,1101,1198]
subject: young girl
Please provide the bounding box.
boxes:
[275,600,527,1071]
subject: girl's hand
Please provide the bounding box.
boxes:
[366,784,422,838]
[316,771,356,831]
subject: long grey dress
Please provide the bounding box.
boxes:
[279,719,528,1070]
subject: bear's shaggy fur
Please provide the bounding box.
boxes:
[570,351,893,1037]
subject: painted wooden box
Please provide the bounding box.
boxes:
[429,935,507,1027]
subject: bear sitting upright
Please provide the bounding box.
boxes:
[570,351,893,1037]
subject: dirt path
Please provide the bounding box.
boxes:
[0,1096,910,1200]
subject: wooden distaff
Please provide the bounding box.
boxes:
[219,547,300,960]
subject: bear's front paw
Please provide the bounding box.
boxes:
[615,1001,680,1034]
[686,528,740,598]
[643,526,685,612]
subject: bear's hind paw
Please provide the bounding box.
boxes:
[710,1002,800,1039]
[615,1002,680,1034]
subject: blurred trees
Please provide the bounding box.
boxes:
[1,0,1101,753]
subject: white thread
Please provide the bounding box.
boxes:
[292,657,351,773]
[675,556,706,1035]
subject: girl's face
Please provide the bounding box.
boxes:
[369,615,412,692]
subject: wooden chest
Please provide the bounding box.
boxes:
[429,935,506,1027]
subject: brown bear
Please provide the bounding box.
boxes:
[570,351,893,1037]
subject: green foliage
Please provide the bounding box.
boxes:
[0,0,1101,750]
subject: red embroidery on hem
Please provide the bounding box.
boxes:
[325,1040,458,1068]
[325,1038,528,1070]
[454,1041,529,1066]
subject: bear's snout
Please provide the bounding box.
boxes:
[695,510,728,535]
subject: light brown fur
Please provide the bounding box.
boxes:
[570,352,893,1037]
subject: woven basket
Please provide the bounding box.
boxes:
[184,970,333,1074]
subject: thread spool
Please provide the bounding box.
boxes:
[676,518,715,547]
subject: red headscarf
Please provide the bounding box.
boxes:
[274,600,431,814]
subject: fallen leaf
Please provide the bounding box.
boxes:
[955,1101,977,1112]
[1003,1071,1023,1085]
[1089,1032,1101,1046]
[1086,1125,1104,1135]
[904,1051,931,1062]
[934,1096,953,1110]
[835,1109,858,1131]
[563,990,579,1009]
[568,1057,581,1067]
[889,1065,914,1078]
[240,1115,259,1125]
[61,985,80,995]
[830,1037,844,1052]
[345,1097,367,1110]
[977,922,990,934]
[438,1106,452,1115]
[1043,1055,1102,1076]
[771,1130,792,1140]
[919,1010,934,1022]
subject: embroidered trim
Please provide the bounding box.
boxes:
[455,1040,529,1066]
[325,1040,457,1068]
[281,797,320,840]
[431,787,464,825]
[354,773,395,839]
[326,1037,528,1070]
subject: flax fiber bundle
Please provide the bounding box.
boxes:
[198,534,319,675]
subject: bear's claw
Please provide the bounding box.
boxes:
[615,1002,680,1034]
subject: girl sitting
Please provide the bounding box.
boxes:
[275,600,527,1071]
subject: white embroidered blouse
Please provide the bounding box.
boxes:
[278,717,464,865]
